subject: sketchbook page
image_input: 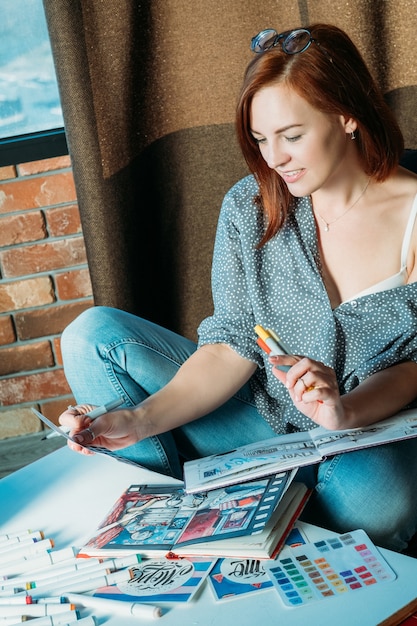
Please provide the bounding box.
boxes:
[173,472,292,556]
[309,408,417,457]
[176,482,310,559]
[174,472,295,551]
[78,473,294,558]
[183,432,321,493]
[31,408,147,469]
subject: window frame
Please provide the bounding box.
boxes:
[0,128,68,167]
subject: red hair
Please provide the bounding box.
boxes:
[236,23,404,245]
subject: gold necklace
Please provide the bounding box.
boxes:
[315,178,371,232]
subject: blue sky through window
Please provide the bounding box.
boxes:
[0,0,64,140]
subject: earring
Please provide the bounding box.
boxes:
[350,131,356,140]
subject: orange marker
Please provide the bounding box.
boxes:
[255,325,323,402]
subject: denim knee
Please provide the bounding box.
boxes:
[61,306,102,361]
[62,306,117,353]
[301,441,417,551]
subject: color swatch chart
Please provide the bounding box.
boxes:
[264,529,397,607]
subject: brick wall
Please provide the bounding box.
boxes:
[0,156,94,439]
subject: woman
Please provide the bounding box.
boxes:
[60,24,417,551]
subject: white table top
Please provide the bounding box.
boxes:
[0,445,416,625]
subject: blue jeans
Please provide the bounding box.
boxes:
[61,306,417,551]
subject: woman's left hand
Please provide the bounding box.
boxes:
[270,355,352,430]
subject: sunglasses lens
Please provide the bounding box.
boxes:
[283,29,311,54]
[251,29,278,53]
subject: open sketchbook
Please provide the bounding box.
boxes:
[78,473,310,559]
[183,408,417,493]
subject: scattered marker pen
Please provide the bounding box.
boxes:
[0,547,77,577]
[0,530,34,542]
[0,534,45,553]
[18,566,115,593]
[35,598,68,605]
[0,603,76,617]
[0,539,55,565]
[0,532,44,548]
[30,569,134,597]
[10,564,112,590]
[0,596,33,605]
[66,593,162,619]
[13,615,96,626]
[2,554,141,590]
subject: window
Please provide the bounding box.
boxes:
[0,0,67,166]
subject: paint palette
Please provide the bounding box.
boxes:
[263,529,396,607]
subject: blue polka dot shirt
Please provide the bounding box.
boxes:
[198,175,417,434]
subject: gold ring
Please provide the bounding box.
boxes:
[300,378,315,392]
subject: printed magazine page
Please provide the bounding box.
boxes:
[309,409,417,456]
[184,432,321,493]
[184,408,417,493]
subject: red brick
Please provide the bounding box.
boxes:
[41,397,76,425]
[18,156,72,176]
[0,316,15,345]
[0,172,76,214]
[55,268,93,300]
[0,211,46,247]
[15,300,93,340]
[53,336,63,365]
[0,407,42,438]
[0,341,54,376]
[45,204,82,237]
[0,237,87,278]
[0,166,17,182]
[0,277,55,313]
[0,369,71,405]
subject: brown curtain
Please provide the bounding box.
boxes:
[42,0,417,341]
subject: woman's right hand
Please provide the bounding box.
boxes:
[269,355,349,430]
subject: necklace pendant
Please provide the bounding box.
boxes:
[314,177,371,235]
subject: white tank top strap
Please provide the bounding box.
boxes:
[341,192,417,304]
[400,193,417,268]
